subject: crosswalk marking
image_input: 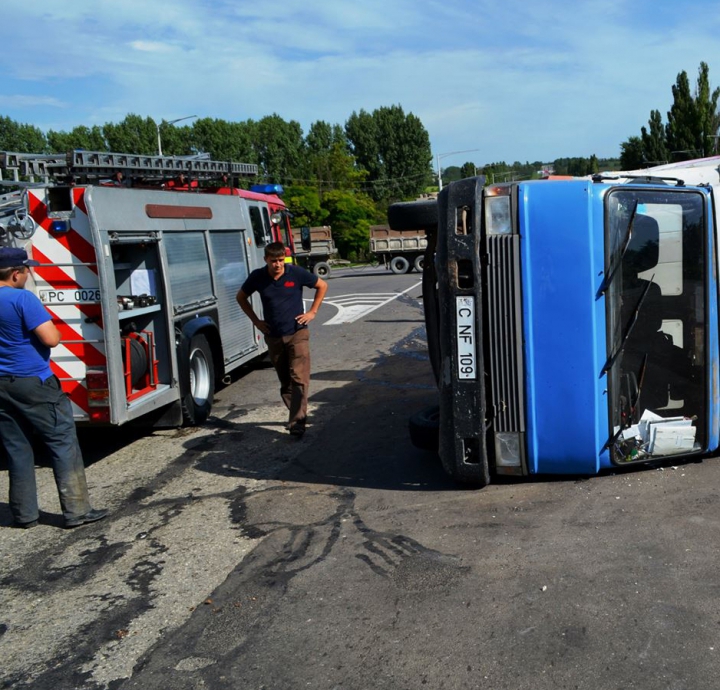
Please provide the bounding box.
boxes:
[316,282,422,325]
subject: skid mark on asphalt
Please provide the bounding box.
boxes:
[313,281,421,325]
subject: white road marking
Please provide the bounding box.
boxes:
[314,281,422,325]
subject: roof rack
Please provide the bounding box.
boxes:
[592,173,685,187]
[0,150,258,183]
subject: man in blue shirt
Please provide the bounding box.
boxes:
[237,242,328,437]
[0,247,107,529]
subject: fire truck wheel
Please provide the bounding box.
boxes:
[313,261,331,278]
[408,405,440,452]
[390,256,410,274]
[413,254,424,272]
[182,334,215,426]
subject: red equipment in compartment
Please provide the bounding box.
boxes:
[122,331,159,401]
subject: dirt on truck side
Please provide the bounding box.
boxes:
[369,225,427,274]
[292,226,338,278]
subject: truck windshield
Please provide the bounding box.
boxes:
[605,188,706,460]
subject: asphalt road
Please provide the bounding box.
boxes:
[3,265,720,689]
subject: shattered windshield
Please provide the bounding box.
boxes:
[605,188,706,463]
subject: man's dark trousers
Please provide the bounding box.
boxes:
[0,375,92,524]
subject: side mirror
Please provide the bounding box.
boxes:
[300,226,312,252]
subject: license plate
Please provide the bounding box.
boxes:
[456,296,476,380]
[39,289,101,305]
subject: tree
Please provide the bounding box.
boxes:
[303,121,364,190]
[103,114,158,154]
[320,189,381,259]
[693,61,720,156]
[190,118,255,162]
[460,162,477,179]
[623,62,720,165]
[157,123,196,157]
[441,165,463,185]
[666,69,700,160]
[620,136,645,169]
[0,115,47,152]
[640,110,668,164]
[345,104,432,201]
[284,185,328,228]
[47,125,107,152]
[252,114,304,184]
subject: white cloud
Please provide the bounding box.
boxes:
[129,41,175,54]
[3,0,720,162]
[0,95,66,109]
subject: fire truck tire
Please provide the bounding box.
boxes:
[182,334,215,426]
[413,254,425,272]
[390,256,410,274]
[387,199,438,230]
[408,405,440,452]
[313,261,331,278]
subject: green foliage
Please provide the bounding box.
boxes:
[253,114,304,184]
[303,120,364,190]
[47,125,107,152]
[622,61,720,165]
[460,162,477,179]
[320,189,381,258]
[481,160,544,182]
[284,185,327,227]
[346,104,432,201]
[102,114,158,154]
[190,117,255,162]
[620,136,644,169]
[640,110,668,164]
[0,115,47,152]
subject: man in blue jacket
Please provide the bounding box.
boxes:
[0,247,107,529]
[237,242,328,437]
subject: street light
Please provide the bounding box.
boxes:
[156,115,197,156]
[436,148,481,191]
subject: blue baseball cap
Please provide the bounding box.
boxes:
[0,247,40,269]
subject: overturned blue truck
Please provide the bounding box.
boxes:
[392,158,720,486]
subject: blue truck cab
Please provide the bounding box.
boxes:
[402,170,719,486]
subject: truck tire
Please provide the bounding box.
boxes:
[390,256,410,274]
[181,334,215,425]
[313,261,331,278]
[413,254,424,272]
[409,405,440,452]
[387,199,438,230]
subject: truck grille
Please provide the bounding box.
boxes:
[486,235,525,432]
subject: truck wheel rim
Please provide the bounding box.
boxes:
[189,347,211,404]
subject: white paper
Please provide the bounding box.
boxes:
[649,424,696,455]
[622,424,641,441]
[130,269,157,297]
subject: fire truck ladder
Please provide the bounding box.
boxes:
[0,150,259,183]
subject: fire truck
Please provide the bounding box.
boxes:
[0,150,306,427]
[393,156,720,486]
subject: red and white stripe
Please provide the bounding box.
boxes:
[26,188,107,419]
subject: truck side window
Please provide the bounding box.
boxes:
[249,206,266,247]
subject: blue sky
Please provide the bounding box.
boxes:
[2,0,720,168]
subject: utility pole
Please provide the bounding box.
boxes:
[156,115,197,156]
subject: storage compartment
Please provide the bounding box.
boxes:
[110,240,171,399]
